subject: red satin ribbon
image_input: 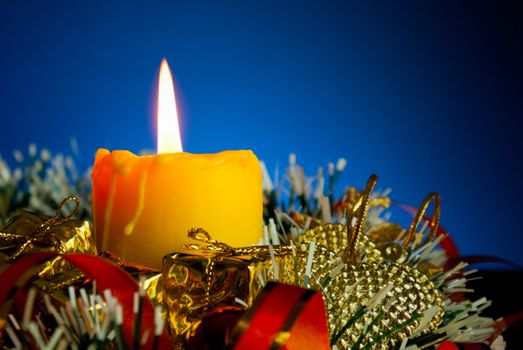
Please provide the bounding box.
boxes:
[436,341,490,350]
[0,252,172,350]
[230,282,330,350]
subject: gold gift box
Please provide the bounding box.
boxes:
[162,249,258,340]
[0,206,95,275]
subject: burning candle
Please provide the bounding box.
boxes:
[91,59,262,268]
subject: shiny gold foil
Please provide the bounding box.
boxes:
[143,273,164,306]
[162,250,255,341]
[99,251,165,306]
[162,228,294,341]
[0,197,95,275]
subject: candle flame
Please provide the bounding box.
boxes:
[157,58,183,153]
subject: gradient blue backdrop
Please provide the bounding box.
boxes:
[1,1,522,265]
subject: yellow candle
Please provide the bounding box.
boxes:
[91,59,262,268]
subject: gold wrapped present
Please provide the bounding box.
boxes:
[162,228,293,341]
[162,176,445,348]
[0,196,95,275]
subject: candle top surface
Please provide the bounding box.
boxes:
[93,148,261,176]
[95,148,258,160]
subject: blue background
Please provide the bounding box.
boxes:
[1,1,522,265]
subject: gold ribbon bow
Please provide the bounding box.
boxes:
[0,196,80,262]
[183,227,294,312]
[184,227,292,259]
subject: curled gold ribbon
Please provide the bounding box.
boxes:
[0,196,80,262]
[185,227,293,259]
[292,175,383,265]
[347,174,378,261]
[402,192,441,249]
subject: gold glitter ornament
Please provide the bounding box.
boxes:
[366,222,404,244]
[365,223,407,262]
[298,223,383,263]
[330,261,444,349]
[297,175,383,264]
[378,193,442,265]
[253,240,444,349]
[255,240,341,290]
[258,176,445,349]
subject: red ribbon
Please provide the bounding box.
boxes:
[230,282,330,350]
[436,341,490,350]
[0,252,172,350]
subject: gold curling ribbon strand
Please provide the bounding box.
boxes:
[185,227,293,258]
[347,174,378,260]
[29,196,80,236]
[203,256,216,313]
[337,187,391,223]
[401,192,441,249]
[186,227,235,254]
[347,194,363,223]
[185,228,225,311]
[55,195,81,220]
[6,196,80,262]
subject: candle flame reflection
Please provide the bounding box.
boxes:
[157,58,183,153]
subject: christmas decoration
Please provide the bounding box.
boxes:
[0,145,520,349]
[226,281,330,350]
[0,196,94,272]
